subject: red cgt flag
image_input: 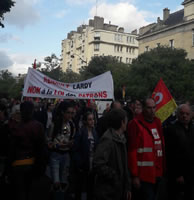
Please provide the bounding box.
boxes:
[151,78,177,123]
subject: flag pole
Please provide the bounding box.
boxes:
[33,59,36,69]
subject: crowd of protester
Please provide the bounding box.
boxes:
[0,97,194,200]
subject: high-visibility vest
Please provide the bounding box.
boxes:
[127,114,165,183]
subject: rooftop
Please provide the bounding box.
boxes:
[141,9,184,36]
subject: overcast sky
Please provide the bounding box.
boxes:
[0,0,183,75]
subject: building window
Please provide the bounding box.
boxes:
[145,46,149,52]
[126,58,128,63]
[169,39,174,48]
[120,46,123,52]
[94,32,100,41]
[131,37,135,43]
[120,57,122,62]
[127,36,133,43]
[120,35,123,42]
[115,34,123,42]
[67,63,72,69]
[127,36,130,43]
[114,34,117,41]
[192,30,194,46]
[114,45,124,52]
[71,41,73,48]
[94,43,100,51]
[127,36,135,44]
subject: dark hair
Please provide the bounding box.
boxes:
[110,100,121,109]
[52,100,74,138]
[20,101,34,122]
[82,111,93,126]
[107,108,127,130]
[0,103,6,112]
[46,102,52,110]
[57,101,73,113]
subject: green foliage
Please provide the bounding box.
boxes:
[0,0,15,28]
[0,70,17,99]
[36,54,80,83]
[10,75,25,99]
[36,54,64,81]
[127,46,193,101]
[80,47,194,102]
[79,56,130,99]
[79,56,117,79]
[62,69,81,83]
[1,48,194,102]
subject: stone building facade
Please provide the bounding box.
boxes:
[138,0,194,60]
[61,16,138,72]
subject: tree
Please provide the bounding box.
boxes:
[11,74,25,99]
[0,0,15,28]
[36,54,81,83]
[127,46,193,101]
[79,56,130,99]
[0,70,16,98]
[79,56,116,79]
[35,54,65,81]
[62,69,81,83]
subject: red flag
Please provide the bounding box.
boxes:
[33,59,36,69]
[151,78,177,122]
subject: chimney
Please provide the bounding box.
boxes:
[163,8,170,21]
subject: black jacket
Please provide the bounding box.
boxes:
[164,121,194,178]
[72,126,98,171]
[93,128,131,200]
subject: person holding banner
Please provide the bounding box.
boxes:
[127,98,165,200]
[164,104,194,200]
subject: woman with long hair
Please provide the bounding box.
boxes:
[72,111,98,200]
[48,101,75,191]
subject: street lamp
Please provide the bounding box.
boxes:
[71,54,87,66]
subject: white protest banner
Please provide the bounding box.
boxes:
[23,68,114,99]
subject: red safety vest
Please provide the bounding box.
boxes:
[127,114,165,183]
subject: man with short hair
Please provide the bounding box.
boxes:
[165,104,194,200]
[96,100,122,138]
[93,108,131,200]
[127,98,165,200]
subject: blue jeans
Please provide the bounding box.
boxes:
[49,151,70,184]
